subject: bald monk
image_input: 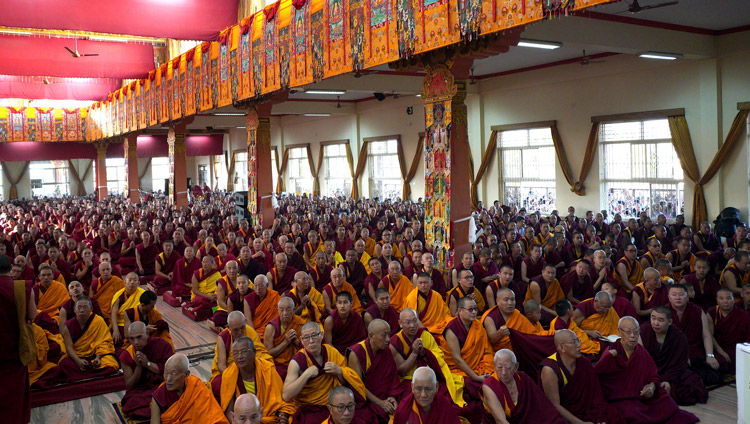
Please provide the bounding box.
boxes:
[268,253,298,295]
[150,353,229,424]
[484,265,524,310]
[33,264,70,323]
[363,257,385,303]
[224,275,253,327]
[381,261,413,312]
[212,337,293,423]
[89,261,124,322]
[389,308,465,407]
[640,306,708,406]
[212,311,272,380]
[632,267,669,321]
[347,319,410,423]
[59,280,103,329]
[213,260,242,328]
[189,255,223,321]
[482,288,553,352]
[324,291,367,353]
[171,246,201,303]
[151,240,181,295]
[393,367,461,424]
[230,393,263,424]
[121,321,174,419]
[550,299,600,356]
[447,269,486,316]
[403,272,450,339]
[601,281,637,319]
[245,275,280,339]
[310,251,333,291]
[111,272,146,347]
[708,288,750,364]
[281,322,367,424]
[540,329,624,424]
[303,231,324,270]
[287,271,325,324]
[482,349,566,423]
[340,248,367,297]
[524,263,565,324]
[719,250,749,296]
[614,243,643,293]
[573,291,619,340]
[264,296,305,379]
[135,232,160,281]
[124,290,172,347]
[322,268,363,315]
[363,288,400,336]
[595,316,699,423]
[681,258,720,310]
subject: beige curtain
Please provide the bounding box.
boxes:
[166,39,181,61]
[276,147,291,194]
[396,139,408,201]
[403,134,424,200]
[80,160,94,194]
[226,151,236,192]
[549,122,598,196]
[66,160,87,196]
[344,143,356,199]
[469,131,498,209]
[351,141,371,199]
[305,144,320,196]
[138,158,152,188]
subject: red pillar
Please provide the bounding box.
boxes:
[168,125,189,208]
[125,133,140,202]
[246,104,274,227]
[95,141,108,199]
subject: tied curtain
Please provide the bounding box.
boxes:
[139,158,152,188]
[403,134,424,201]
[469,131,497,210]
[226,151,236,192]
[80,160,94,194]
[550,122,599,196]
[2,161,29,200]
[66,160,86,196]
[351,140,371,199]
[305,144,322,196]
[396,139,407,201]
[669,109,749,229]
[276,147,291,194]
[345,143,357,199]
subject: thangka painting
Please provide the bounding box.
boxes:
[252,36,263,96]
[396,0,415,58]
[279,25,291,88]
[230,31,240,98]
[263,17,280,93]
[424,100,453,270]
[173,61,182,118]
[246,110,260,223]
[310,9,325,80]
[25,108,36,141]
[218,36,231,107]
[459,0,482,41]
[290,2,312,87]
[168,133,175,205]
[239,22,253,99]
[37,108,54,141]
[325,0,352,77]
[210,43,219,108]
[349,0,364,72]
[200,44,212,111]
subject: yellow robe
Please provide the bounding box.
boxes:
[211,324,272,380]
[111,287,145,328]
[218,359,295,421]
[403,289,450,336]
[442,318,495,377]
[65,314,119,370]
[28,323,66,384]
[291,344,366,409]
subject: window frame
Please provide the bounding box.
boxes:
[286,145,313,195]
[151,157,171,194]
[29,160,70,198]
[105,158,127,195]
[365,135,403,201]
[321,140,352,198]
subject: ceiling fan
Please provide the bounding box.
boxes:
[579,50,605,65]
[43,77,56,85]
[65,39,99,58]
[616,0,679,14]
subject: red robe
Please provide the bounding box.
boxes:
[392,391,460,424]
[708,306,750,363]
[152,250,181,294]
[119,337,174,418]
[667,303,706,361]
[329,310,367,354]
[0,275,31,424]
[682,272,720,310]
[172,256,201,298]
[559,268,595,302]
[269,266,297,294]
[633,283,670,321]
[481,372,566,424]
[612,295,638,319]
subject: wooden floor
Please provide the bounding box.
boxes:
[30,298,740,423]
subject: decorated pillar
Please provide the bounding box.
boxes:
[421,63,472,272]
[168,126,189,208]
[94,141,108,200]
[125,133,140,202]
[246,104,274,227]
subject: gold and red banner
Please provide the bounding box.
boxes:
[148,70,157,126]
[199,41,213,111]
[238,17,254,99]
[218,28,233,107]
[159,64,170,123]
[0,107,86,142]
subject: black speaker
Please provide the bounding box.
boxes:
[187,177,192,188]
[164,179,170,195]
[373,92,385,101]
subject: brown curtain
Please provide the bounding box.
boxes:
[304,144,319,196]
[470,131,498,210]
[3,162,28,200]
[550,124,579,195]
[403,134,424,201]
[138,158,152,188]
[226,151,236,192]
[166,39,181,61]
[351,141,371,199]
[395,139,408,200]
[344,143,356,198]
[276,147,291,194]
[237,0,255,20]
[80,160,94,194]
[66,160,87,196]
[550,122,598,196]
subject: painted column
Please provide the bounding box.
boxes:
[94,141,108,200]
[125,133,140,202]
[246,105,274,227]
[168,126,189,208]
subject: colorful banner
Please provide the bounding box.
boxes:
[239,18,254,99]
[0,107,86,142]
[218,29,232,107]
[199,42,213,111]
[289,1,312,87]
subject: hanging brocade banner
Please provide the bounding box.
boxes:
[25,107,37,141]
[148,71,157,126]
[160,64,170,123]
[218,29,232,107]
[310,0,325,81]
[177,57,186,117]
[113,92,120,135]
[349,0,364,72]
[368,0,399,67]
[458,0,482,41]
[10,107,26,141]
[211,42,220,107]
[167,130,175,205]
[261,3,281,94]
[480,0,543,35]
[229,26,240,100]
[238,18,253,100]
[184,49,196,116]
[37,108,54,141]
[251,13,264,96]
[278,1,292,88]
[137,80,146,129]
[119,88,127,133]
[128,82,135,131]
[289,0,312,88]
[200,42,212,111]
[324,0,351,78]
[415,0,459,53]
[64,108,83,140]
[172,58,182,119]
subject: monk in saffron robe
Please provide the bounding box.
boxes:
[447,268,486,316]
[595,316,699,423]
[151,240,181,295]
[403,272,450,339]
[33,264,70,323]
[573,291,620,339]
[381,261,413,312]
[481,349,566,424]
[264,296,305,379]
[111,272,146,348]
[393,367,461,424]
[89,261,124,323]
[28,322,65,385]
[482,287,553,351]
[124,290,172,347]
[150,353,229,424]
[324,386,359,424]
[268,252,298,295]
[363,288,400,336]
[708,288,750,364]
[212,337,294,423]
[550,299,600,356]
[120,322,174,419]
[72,248,98,291]
[245,275,280,339]
[322,268,362,314]
[304,231,324,270]
[188,255,224,321]
[417,252,447,298]
[633,267,670,321]
[681,258,720,310]
[287,271,325,324]
[212,311,272,380]
[59,280,103,328]
[524,263,565,324]
[641,306,708,406]
[470,248,500,293]
[324,291,367,353]
[614,244,643,293]
[720,250,749,296]
[213,260,242,328]
[281,322,367,424]
[347,319,410,423]
[171,246,201,302]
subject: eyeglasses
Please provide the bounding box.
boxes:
[232,349,252,358]
[619,328,639,337]
[461,307,479,313]
[301,332,322,342]
[329,403,356,413]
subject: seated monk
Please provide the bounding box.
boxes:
[120,321,174,420]
[393,367,461,424]
[550,299,600,356]
[719,250,749,296]
[340,248,367,299]
[363,258,385,304]
[44,245,72,284]
[89,261,124,324]
[482,288,552,352]
[481,349,566,423]
[602,281,637,319]
[595,316,699,423]
[111,272,146,348]
[124,290,172,347]
[214,243,237,272]
[417,252,448,298]
[708,288,750,364]
[633,267,670,321]
[484,265,524,310]
[324,291,367,353]
[323,386,359,424]
[281,322,367,424]
[213,260,242,329]
[641,306,708,406]
[540,330,624,424]
[230,393,263,424]
[212,311,272,381]
[212,336,294,423]
[559,259,595,304]
[171,246,201,303]
[389,308,465,407]
[189,255,223,321]
[363,288,400,336]
[310,251,333,292]
[322,268,363,315]
[245,275,281,339]
[150,353,229,424]
[59,280,103,330]
[347,319,410,423]
[442,297,495,421]
[403,272,450,340]
[33,264,70,324]
[521,299,548,333]
[666,238,697,282]
[381,261,413,312]
[573,291,619,340]
[524,264,565,324]
[286,271,325,324]
[28,323,65,386]
[72,248,98,291]
[614,243,643,293]
[738,283,750,312]
[264,296,305,379]
[447,269,486,316]
[135,231,160,281]
[36,296,119,388]
[681,257,720,310]
[224,274,253,328]
[150,240,181,295]
[268,252,298,295]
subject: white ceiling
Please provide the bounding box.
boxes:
[590,0,750,31]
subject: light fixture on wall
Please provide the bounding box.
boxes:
[336,96,342,108]
[517,39,562,50]
[303,89,346,95]
[637,51,682,60]
[236,126,246,129]
[213,112,246,116]
[304,113,332,117]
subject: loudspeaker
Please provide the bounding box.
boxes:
[187,177,192,188]
[234,191,249,207]
[164,179,170,196]
[373,92,386,101]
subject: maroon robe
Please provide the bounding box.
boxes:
[595,340,698,423]
[392,391,461,424]
[364,303,400,335]
[363,272,384,301]
[481,372,566,424]
[135,242,160,275]
[61,297,103,320]
[682,272,720,310]
[269,266,297,294]
[190,269,220,321]
[152,250,181,294]
[125,307,170,335]
[329,310,367,353]
[72,260,98,291]
[119,337,174,418]
[341,261,367,295]
[485,279,525,310]
[633,283,669,321]
[708,306,750,363]
[287,251,307,272]
[310,265,333,292]
[172,256,201,298]
[471,260,499,292]
[640,322,708,405]
[667,302,707,361]
[559,268,594,302]
[522,256,546,281]
[334,236,354,256]
[0,275,31,424]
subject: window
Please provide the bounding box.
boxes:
[152,157,170,194]
[106,158,127,195]
[198,165,208,187]
[271,148,278,193]
[368,139,403,201]
[498,127,556,213]
[288,147,313,194]
[234,152,248,192]
[599,119,683,219]
[323,144,352,197]
[30,161,69,197]
[213,155,227,191]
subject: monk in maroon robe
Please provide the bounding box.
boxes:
[171,246,201,302]
[363,288,400,336]
[135,232,160,280]
[559,260,594,304]
[324,291,367,353]
[341,248,367,296]
[393,367,461,424]
[602,281,638,319]
[151,240,181,295]
[267,252,297,295]
[708,288,750,364]
[680,258,720,310]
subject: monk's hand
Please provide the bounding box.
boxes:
[138,266,145,274]
[168,272,173,280]
[498,325,510,338]
[468,292,476,301]
[323,362,342,377]
[285,329,298,344]
[587,330,603,339]
[598,267,608,279]
[112,328,122,344]
[379,398,396,414]
[411,338,423,356]
[302,295,311,306]
[209,293,218,302]
[92,356,101,367]
[609,349,617,357]
[146,324,158,334]
[75,358,89,370]
[661,381,671,393]
[640,382,655,399]
[706,356,720,370]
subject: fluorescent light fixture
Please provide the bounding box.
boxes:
[517,39,562,50]
[236,126,246,129]
[637,52,681,60]
[304,113,331,117]
[303,89,346,95]
[416,94,421,97]
[213,112,246,116]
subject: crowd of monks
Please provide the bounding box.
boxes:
[1,194,750,424]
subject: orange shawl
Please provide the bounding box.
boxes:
[550,316,599,355]
[292,344,366,408]
[289,286,325,323]
[385,274,413,312]
[580,301,620,337]
[481,308,552,351]
[403,289,450,336]
[159,375,229,424]
[91,275,124,318]
[325,281,363,313]
[248,289,281,338]
[131,306,172,347]
[35,280,70,322]
[67,314,119,370]
[211,325,272,379]
[524,278,565,309]
[28,323,65,384]
[271,315,306,367]
[443,318,495,377]
[218,359,295,421]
